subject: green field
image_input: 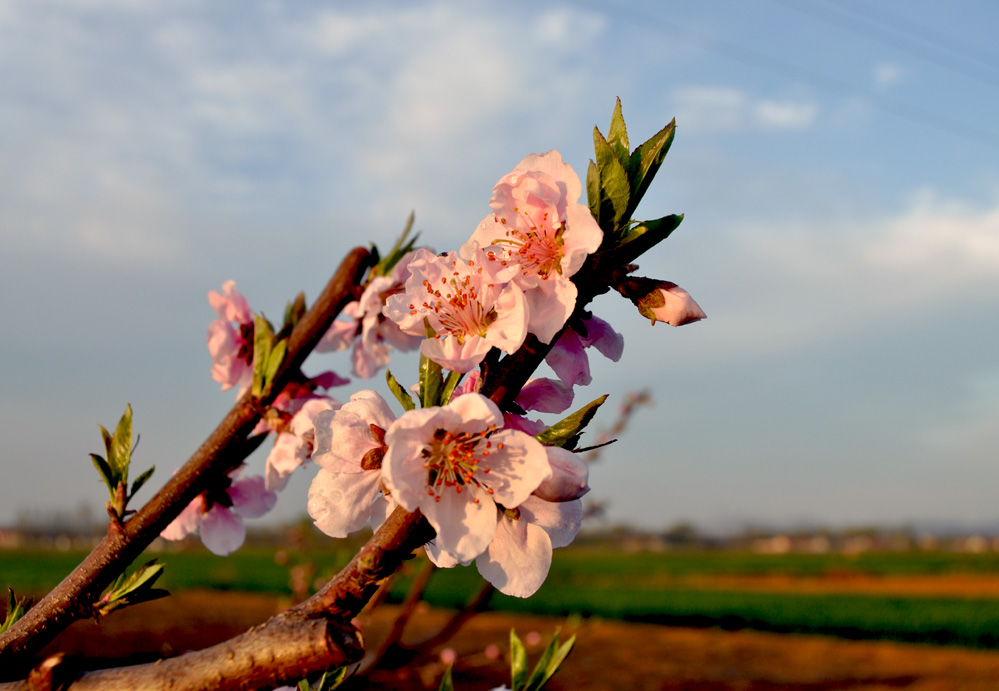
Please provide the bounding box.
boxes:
[5,547,999,648]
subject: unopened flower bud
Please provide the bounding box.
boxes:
[616,276,706,326]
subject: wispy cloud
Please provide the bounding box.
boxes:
[672,85,818,133]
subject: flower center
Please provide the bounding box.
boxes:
[421,426,502,502]
[410,261,497,343]
[489,209,566,279]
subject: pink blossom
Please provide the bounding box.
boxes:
[616,276,706,326]
[207,280,254,393]
[307,390,396,538]
[383,393,552,562]
[317,253,422,378]
[546,314,624,388]
[265,398,339,492]
[160,470,276,556]
[462,151,603,344]
[252,374,347,436]
[515,377,573,414]
[384,249,529,373]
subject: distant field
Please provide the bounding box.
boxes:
[7,547,999,648]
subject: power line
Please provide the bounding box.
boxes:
[568,0,998,148]
[769,0,999,90]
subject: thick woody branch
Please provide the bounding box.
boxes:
[0,247,373,675]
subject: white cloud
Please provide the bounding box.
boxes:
[672,85,817,133]
[873,61,903,86]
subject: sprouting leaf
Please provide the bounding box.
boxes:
[375,211,420,277]
[614,214,684,257]
[440,370,465,406]
[586,159,601,223]
[419,320,443,408]
[90,453,117,501]
[592,127,630,235]
[315,666,350,691]
[110,404,133,479]
[437,665,454,691]
[525,629,576,691]
[386,369,416,412]
[535,395,609,450]
[251,314,275,397]
[263,338,288,396]
[626,119,676,220]
[282,291,307,335]
[129,466,155,502]
[96,560,169,617]
[1,588,29,635]
[606,97,630,170]
[510,629,528,691]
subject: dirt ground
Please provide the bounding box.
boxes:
[37,588,999,690]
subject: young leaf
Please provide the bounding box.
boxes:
[525,630,576,691]
[90,453,116,500]
[376,211,420,276]
[586,159,601,223]
[510,629,528,691]
[1,588,29,635]
[606,97,630,170]
[626,119,676,219]
[251,314,275,397]
[316,666,349,691]
[440,370,465,405]
[615,214,684,256]
[535,395,609,450]
[386,369,416,412]
[263,338,288,396]
[592,127,630,234]
[99,424,113,460]
[297,681,311,691]
[129,466,155,502]
[110,404,133,480]
[437,665,454,691]
[419,320,443,408]
[282,291,308,335]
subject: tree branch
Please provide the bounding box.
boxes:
[0,247,373,676]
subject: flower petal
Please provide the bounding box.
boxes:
[474,429,551,508]
[519,495,583,549]
[475,513,552,598]
[200,505,246,556]
[421,484,497,562]
[308,469,383,538]
[533,446,589,502]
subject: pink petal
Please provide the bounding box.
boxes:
[200,505,246,556]
[579,314,624,362]
[516,378,573,414]
[265,434,306,492]
[315,315,361,354]
[524,278,575,345]
[160,496,204,541]
[533,446,589,502]
[545,329,591,388]
[228,475,277,518]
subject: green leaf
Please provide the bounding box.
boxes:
[99,424,113,459]
[263,338,288,396]
[437,665,454,691]
[251,314,275,397]
[525,630,576,691]
[626,119,676,219]
[535,395,609,450]
[90,453,117,500]
[440,370,465,405]
[606,97,630,170]
[97,560,169,616]
[419,320,443,408]
[386,369,416,412]
[110,404,133,480]
[586,159,601,222]
[1,588,28,635]
[593,127,630,234]
[615,214,684,256]
[315,666,350,691]
[282,292,307,334]
[129,466,155,502]
[297,681,311,691]
[114,560,164,599]
[510,629,528,691]
[376,211,420,276]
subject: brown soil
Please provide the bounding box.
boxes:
[38,589,999,690]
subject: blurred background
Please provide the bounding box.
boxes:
[2,0,998,538]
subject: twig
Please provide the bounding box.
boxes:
[0,247,373,675]
[365,556,437,670]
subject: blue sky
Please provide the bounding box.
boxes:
[1,0,997,533]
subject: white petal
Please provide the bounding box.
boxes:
[307,469,383,538]
[475,514,552,598]
[421,485,497,562]
[533,446,589,502]
[476,430,551,508]
[519,495,583,549]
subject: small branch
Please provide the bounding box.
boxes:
[408,582,495,656]
[366,556,437,670]
[0,247,373,675]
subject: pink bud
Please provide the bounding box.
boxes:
[617,276,706,326]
